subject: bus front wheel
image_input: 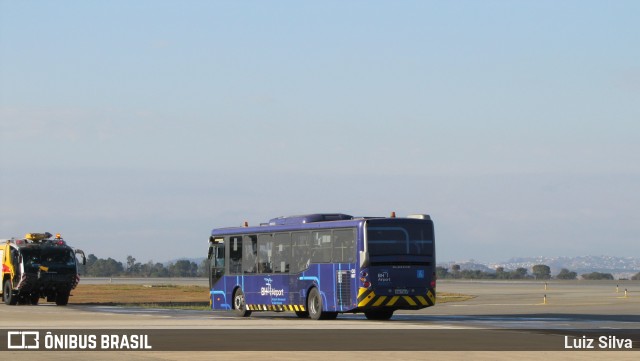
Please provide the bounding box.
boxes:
[233,288,252,317]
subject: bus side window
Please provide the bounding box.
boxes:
[273,233,290,274]
[332,229,355,263]
[243,235,257,274]
[229,236,243,274]
[258,234,273,274]
[291,232,311,273]
[311,231,332,263]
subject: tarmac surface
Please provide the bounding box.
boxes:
[1,279,638,360]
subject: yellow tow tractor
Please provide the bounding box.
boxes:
[1,232,86,305]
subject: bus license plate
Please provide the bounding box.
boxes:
[394,288,408,295]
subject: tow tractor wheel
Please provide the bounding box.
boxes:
[55,291,70,306]
[3,280,17,306]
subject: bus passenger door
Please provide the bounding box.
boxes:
[208,238,225,289]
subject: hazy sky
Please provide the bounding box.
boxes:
[1,1,639,264]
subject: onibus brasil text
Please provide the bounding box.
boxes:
[7,331,152,350]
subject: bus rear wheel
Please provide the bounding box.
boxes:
[307,288,337,320]
[233,289,252,317]
[307,288,322,320]
[364,310,394,320]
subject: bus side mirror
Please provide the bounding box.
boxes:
[207,245,214,260]
[359,251,369,268]
[75,249,86,266]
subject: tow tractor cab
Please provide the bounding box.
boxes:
[1,232,86,306]
[208,212,436,320]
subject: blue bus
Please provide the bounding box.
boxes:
[207,213,435,320]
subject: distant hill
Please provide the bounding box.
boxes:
[440,256,640,279]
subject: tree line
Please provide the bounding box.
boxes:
[78,256,640,280]
[437,264,640,281]
[78,254,208,277]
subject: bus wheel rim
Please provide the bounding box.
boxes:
[235,294,244,309]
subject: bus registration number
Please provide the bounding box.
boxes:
[394,288,408,295]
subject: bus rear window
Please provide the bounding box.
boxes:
[367,221,433,256]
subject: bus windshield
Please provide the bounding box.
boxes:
[367,220,434,256]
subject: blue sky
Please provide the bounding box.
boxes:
[1,1,639,263]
